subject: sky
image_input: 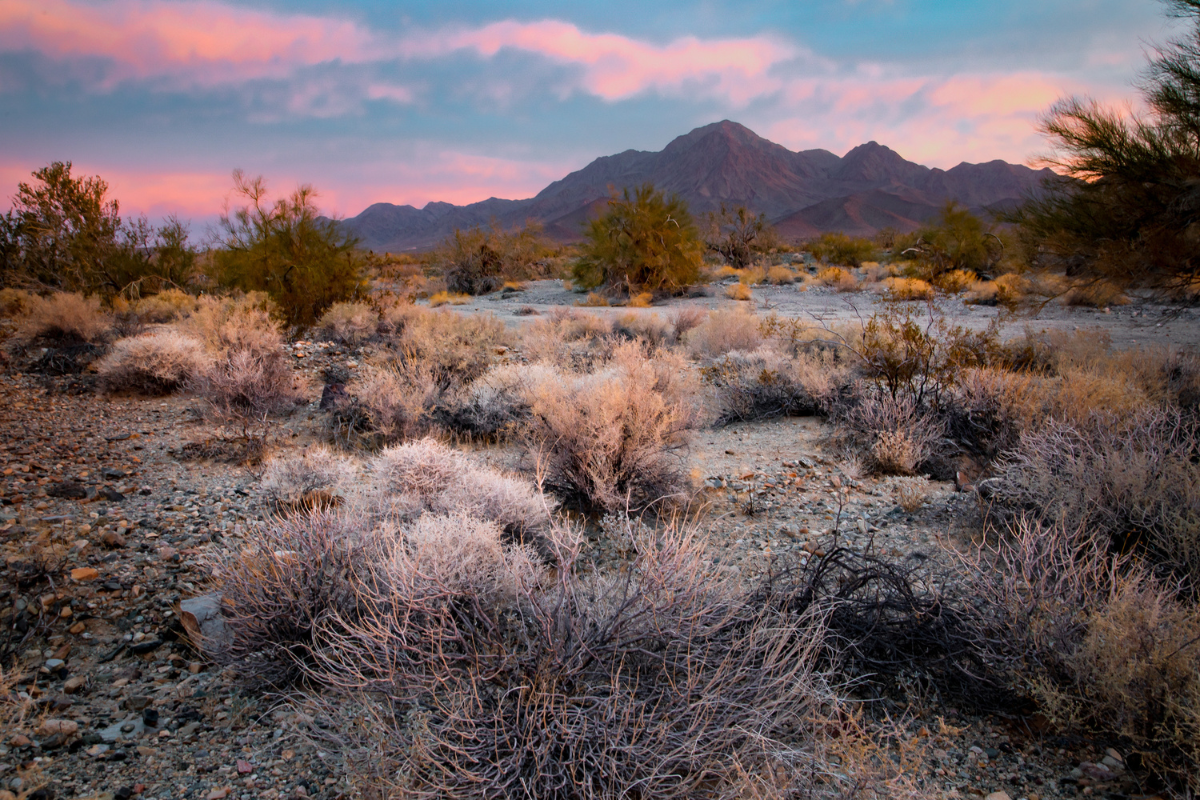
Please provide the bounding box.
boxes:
[0,0,1185,226]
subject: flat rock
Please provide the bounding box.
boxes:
[36,719,79,737]
[70,566,99,582]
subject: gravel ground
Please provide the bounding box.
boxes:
[1,295,1186,799]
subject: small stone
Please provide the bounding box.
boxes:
[188,661,202,674]
[71,566,99,582]
[10,734,31,747]
[60,605,73,618]
[205,789,230,800]
[142,707,159,727]
[85,743,110,757]
[35,719,79,737]
[44,658,65,669]
[63,676,86,694]
[69,621,86,634]
[985,793,1012,800]
[237,759,253,774]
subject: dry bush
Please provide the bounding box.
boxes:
[0,287,34,316]
[524,343,699,512]
[930,269,976,294]
[971,519,1200,790]
[894,478,930,512]
[612,311,675,347]
[18,291,112,343]
[448,361,562,437]
[522,309,616,368]
[670,307,706,340]
[982,409,1200,585]
[315,301,377,346]
[860,262,899,284]
[1062,279,1131,307]
[341,358,446,445]
[766,265,797,284]
[739,265,768,285]
[378,305,507,384]
[362,438,551,540]
[628,291,653,307]
[576,291,609,307]
[816,266,858,292]
[260,445,355,507]
[184,295,301,416]
[298,521,835,800]
[132,288,198,323]
[941,367,1043,463]
[725,282,753,300]
[95,331,211,395]
[879,276,934,301]
[702,345,853,425]
[835,391,946,475]
[429,290,470,307]
[686,307,762,357]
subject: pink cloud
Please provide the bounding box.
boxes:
[437,20,799,102]
[0,0,380,87]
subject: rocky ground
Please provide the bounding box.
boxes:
[0,301,1182,799]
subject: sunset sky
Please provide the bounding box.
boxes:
[0,0,1183,225]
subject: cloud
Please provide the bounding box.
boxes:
[0,0,798,105]
[429,20,801,103]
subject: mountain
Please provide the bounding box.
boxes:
[341,121,1053,251]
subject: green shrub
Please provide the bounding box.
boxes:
[572,184,703,294]
[214,170,365,328]
[806,232,877,267]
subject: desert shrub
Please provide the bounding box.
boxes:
[627,291,653,307]
[815,265,858,292]
[898,202,1005,278]
[982,409,1200,586]
[702,204,769,269]
[933,269,977,294]
[738,265,768,285]
[315,301,377,346]
[973,519,1200,790]
[428,290,471,307]
[260,446,355,508]
[860,262,899,284]
[214,171,365,327]
[879,276,934,301]
[1061,279,1131,307]
[724,282,753,300]
[524,344,699,512]
[941,367,1043,463]
[894,477,930,512]
[379,306,507,384]
[702,346,853,425]
[573,183,703,294]
[447,362,562,437]
[340,358,446,445]
[670,307,706,340]
[295,521,833,800]
[96,331,211,395]
[835,390,946,475]
[438,222,550,296]
[18,291,112,343]
[766,265,797,284]
[850,303,1002,409]
[521,309,615,368]
[131,288,198,323]
[611,311,674,347]
[0,288,34,316]
[808,232,877,267]
[685,307,762,357]
[362,438,551,541]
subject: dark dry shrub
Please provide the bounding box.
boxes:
[196,345,301,417]
[260,445,355,508]
[214,508,375,688]
[833,389,946,476]
[520,307,617,369]
[302,520,834,800]
[338,356,446,446]
[970,518,1200,791]
[940,367,1043,464]
[701,346,851,425]
[445,362,561,438]
[18,291,112,344]
[524,343,699,513]
[96,331,211,395]
[981,408,1200,587]
[439,222,550,296]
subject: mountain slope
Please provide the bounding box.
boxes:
[342,121,1052,251]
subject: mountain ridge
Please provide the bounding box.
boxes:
[339,121,1052,251]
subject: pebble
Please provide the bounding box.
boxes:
[35,719,79,737]
[70,566,100,581]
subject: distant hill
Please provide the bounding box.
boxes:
[340,121,1053,251]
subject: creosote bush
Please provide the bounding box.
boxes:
[96,331,211,395]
